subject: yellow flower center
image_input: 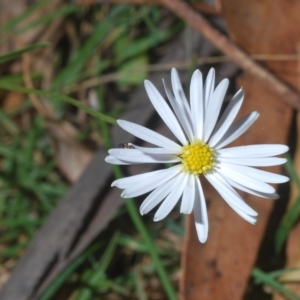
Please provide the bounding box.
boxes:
[179,140,216,175]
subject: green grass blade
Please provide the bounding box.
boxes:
[114,29,176,65]
[275,194,300,253]
[0,218,43,228]
[15,4,79,34]
[0,42,50,64]
[63,60,111,92]
[252,268,300,300]
[97,87,178,300]
[266,267,300,280]
[0,82,116,125]
[97,233,120,273]
[275,153,300,253]
[39,242,103,300]
[134,268,148,300]
[285,153,300,190]
[0,109,20,135]
[0,73,41,84]
[52,5,129,89]
[0,241,29,258]
[76,232,120,300]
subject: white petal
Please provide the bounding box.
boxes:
[171,69,193,135]
[129,144,178,155]
[209,89,244,147]
[220,162,289,184]
[154,172,187,221]
[218,157,287,167]
[121,165,181,198]
[144,80,187,145]
[105,155,132,165]
[190,70,204,139]
[140,177,176,215]
[109,149,180,164]
[171,68,191,115]
[225,177,279,200]
[180,173,195,214]
[218,144,289,158]
[206,173,257,223]
[163,80,193,142]
[203,78,229,142]
[112,169,163,189]
[203,68,215,108]
[118,120,181,152]
[193,178,208,243]
[218,163,275,194]
[215,112,259,149]
[206,172,258,216]
[235,211,257,224]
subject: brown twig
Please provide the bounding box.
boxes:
[160,0,300,110]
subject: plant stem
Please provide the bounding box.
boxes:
[98,87,177,300]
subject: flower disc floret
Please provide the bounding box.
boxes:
[180,141,216,175]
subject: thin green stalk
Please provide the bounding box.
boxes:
[114,168,177,300]
[129,189,177,299]
[275,153,300,253]
[0,82,116,125]
[0,42,49,64]
[97,87,177,300]
[40,242,103,300]
[252,268,300,300]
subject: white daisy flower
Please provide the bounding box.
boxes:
[105,68,289,243]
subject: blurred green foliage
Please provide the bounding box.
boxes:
[0,1,181,299]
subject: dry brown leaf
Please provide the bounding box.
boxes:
[47,120,93,183]
[2,91,25,112]
[181,75,292,300]
[181,0,298,299]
